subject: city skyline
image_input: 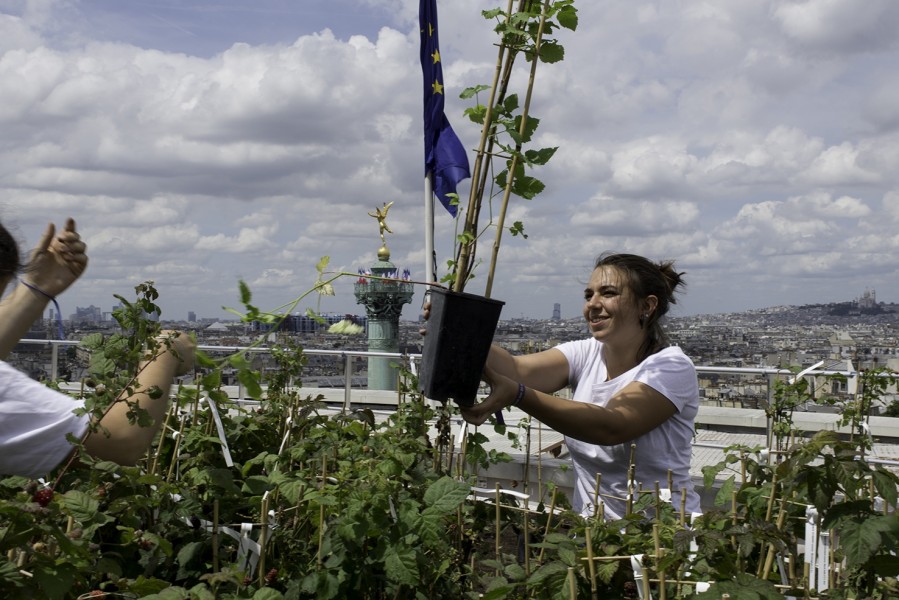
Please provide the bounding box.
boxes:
[3,1,899,320]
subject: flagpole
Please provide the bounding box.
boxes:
[424,170,436,287]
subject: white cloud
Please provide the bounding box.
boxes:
[2,0,899,320]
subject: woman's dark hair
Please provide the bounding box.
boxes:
[594,252,685,361]
[0,223,22,281]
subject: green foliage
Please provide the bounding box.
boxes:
[3,276,899,598]
[449,1,576,291]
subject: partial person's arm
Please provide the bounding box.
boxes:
[82,331,196,465]
[0,219,87,358]
[461,365,676,446]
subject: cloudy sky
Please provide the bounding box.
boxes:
[2,0,898,324]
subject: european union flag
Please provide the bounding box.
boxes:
[420,0,470,217]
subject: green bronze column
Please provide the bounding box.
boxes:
[354,203,414,390]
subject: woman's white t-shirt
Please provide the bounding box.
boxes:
[555,339,701,520]
[0,361,89,477]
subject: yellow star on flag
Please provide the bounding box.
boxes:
[432,79,444,95]
[432,49,441,64]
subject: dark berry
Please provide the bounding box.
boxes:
[32,488,54,507]
[265,568,278,584]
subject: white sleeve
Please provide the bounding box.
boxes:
[634,348,698,412]
[0,361,90,477]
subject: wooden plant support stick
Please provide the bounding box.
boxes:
[452,0,512,290]
[626,444,637,516]
[759,496,787,579]
[495,483,502,575]
[592,473,602,520]
[484,0,552,297]
[731,489,739,559]
[654,523,667,600]
[149,402,176,477]
[257,495,270,585]
[316,456,328,571]
[537,424,543,502]
[567,566,577,599]
[165,415,187,483]
[448,434,456,476]
[212,499,220,572]
[680,488,687,526]
[585,527,598,600]
[538,488,558,563]
[654,481,662,517]
[641,554,651,600]
[523,501,531,576]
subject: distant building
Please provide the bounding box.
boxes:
[71,305,102,323]
[552,303,561,321]
[858,288,876,309]
[188,311,197,322]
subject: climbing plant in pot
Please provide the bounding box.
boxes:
[420,0,577,406]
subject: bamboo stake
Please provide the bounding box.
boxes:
[538,487,557,562]
[149,402,176,477]
[495,483,502,576]
[453,0,513,291]
[523,501,531,576]
[567,566,577,599]
[257,495,270,585]
[316,456,328,571]
[654,523,667,600]
[212,498,220,572]
[760,496,787,579]
[585,527,598,600]
[626,444,637,516]
[537,423,543,502]
[592,473,602,520]
[523,421,532,495]
[165,415,187,483]
[484,0,551,297]
[641,554,651,600]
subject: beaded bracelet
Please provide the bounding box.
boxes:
[512,383,526,407]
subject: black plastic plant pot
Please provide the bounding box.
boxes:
[419,287,505,407]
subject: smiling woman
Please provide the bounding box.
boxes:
[459,252,701,521]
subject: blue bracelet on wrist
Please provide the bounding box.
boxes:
[512,383,526,407]
[20,279,64,340]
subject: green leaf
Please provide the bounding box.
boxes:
[423,476,470,514]
[714,475,735,507]
[460,83,490,99]
[384,546,419,587]
[176,541,205,569]
[873,470,899,507]
[315,255,330,275]
[237,368,263,400]
[417,506,443,547]
[538,41,565,63]
[503,93,520,113]
[239,279,252,304]
[511,175,545,200]
[524,146,558,166]
[34,562,80,600]
[62,489,98,522]
[839,516,893,567]
[252,588,286,600]
[527,561,568,586]
[557,5,578,31]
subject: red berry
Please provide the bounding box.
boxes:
[32,488,53,507]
